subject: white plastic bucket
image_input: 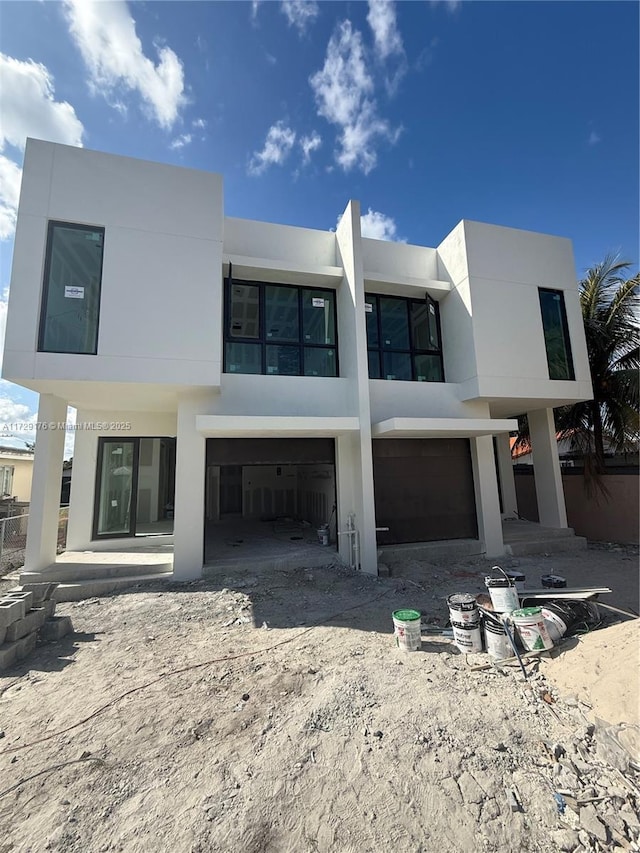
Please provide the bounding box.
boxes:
[317,526,329,546]
[485,573,519,613]
[483,617,512,660]
[451,620,483,654]
[447,593,478,625]
[392,609,421,652]
[511,607,554,651]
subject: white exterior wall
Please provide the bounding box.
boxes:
[4,140,224,390]
[3,142,595,577]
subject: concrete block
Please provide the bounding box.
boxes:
[0,642,18,671]
[42,599,56,618]
[38,616,73,643]
[4,591,34,612]
[0,598,25,627]
[18,582,59,603]
[6,608,46,642]
[15,631,37,661]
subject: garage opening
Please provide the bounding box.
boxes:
[204,438,337,564]
[373,438,478,545]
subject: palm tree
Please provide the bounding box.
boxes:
[514,255,639,481]
[559,255,639,466]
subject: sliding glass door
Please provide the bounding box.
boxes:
[93,437,176,539]
[95,440,138,537]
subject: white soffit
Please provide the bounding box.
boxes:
[196,415,360,437]
[223,256,343,287]
[372,417,518,438]
[363,272,451,301]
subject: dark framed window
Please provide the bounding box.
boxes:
[224,278,338,377]
[365,293,444,382]
[38,221,104,354]
[539,289,575,380]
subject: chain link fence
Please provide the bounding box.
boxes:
[0,508,69,578]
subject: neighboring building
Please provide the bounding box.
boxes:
[0,445,34,503]
[3,140,593,578]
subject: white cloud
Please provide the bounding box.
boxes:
[248,121,296,176]
[63,0,186,129]
[310,21,400,174]
[0,157,21,241]
[360,208,405,241]
[367,0,407,93]
[169,132,192,150]
[300,131,322,165]
[588,130,601,146]
[251,1,261,25]
[367,0,403,61]
[0,53,85,241]
[192,117,207,129]
[281,1,319,35]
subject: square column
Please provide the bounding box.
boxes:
[528,407,567,528]
[24,394,68,572]
[495,432,518,519]
[470,434,504,558]
[173,394,206,581]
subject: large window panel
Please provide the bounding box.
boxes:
[302,290,336,345]
[265,286,299,342]
[380,297,410,350]
[366,293,444,383]
[266,345,300,375]
[224,279,339,377]
[539,289,575,381]
[304,347,337,377]
[229,283,260,338]
[225,342,262,374]
[39,222,104,354]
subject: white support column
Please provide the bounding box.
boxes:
[495,432,518,519]
[336,200,377,575]
[470,434,504,558]
[173,394,206,581]
[66,411,98,551]
[24,394,67,572]
[528,407,567,528]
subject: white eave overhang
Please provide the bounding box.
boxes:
[223,255,343,288]
[196,415,360,438]
[363,271,451,301]
[372,417,518,438]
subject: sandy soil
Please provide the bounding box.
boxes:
[0,546,639,853]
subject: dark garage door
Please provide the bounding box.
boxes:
[373,438,478,544]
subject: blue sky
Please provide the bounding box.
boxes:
[0,0,638,454]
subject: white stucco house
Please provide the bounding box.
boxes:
[3,140,593,579]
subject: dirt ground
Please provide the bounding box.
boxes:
[0,544,638,853]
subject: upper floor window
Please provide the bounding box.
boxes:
[365,293,444,382]
[539,288,575,380]
[38,222,104,354]
[224,278,338,377]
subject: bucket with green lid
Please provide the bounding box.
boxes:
[392,609,421,651]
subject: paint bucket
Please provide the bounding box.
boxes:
[485,568,520,613]
[392,609,422,652]
[505,570,526,591]
[447,593,479,625]
[451,620,483,654]
[483,614,512,660]
[510,607,554,651]
[541,600,600,643]
[317,525,329,546]
[541,574,567,589]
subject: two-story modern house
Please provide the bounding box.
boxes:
[3,140,593,579]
